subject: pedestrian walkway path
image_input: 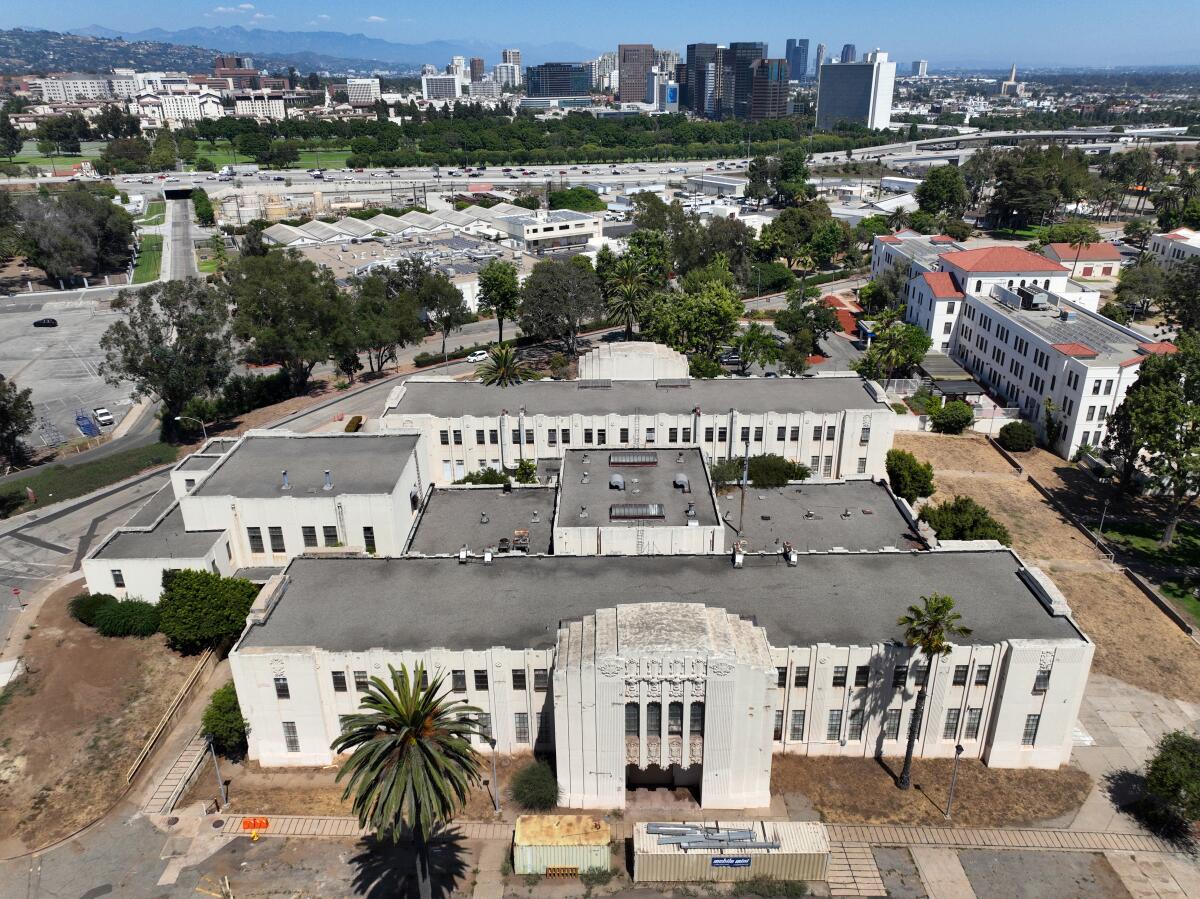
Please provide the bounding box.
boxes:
[143,730,207,815]
[825,823,1175,853]
[910,846,976,899]
[214,814,512,841]
[826,843,887,897]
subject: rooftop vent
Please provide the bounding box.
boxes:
[458,545,468,563]
[480,512,490,524]
[579,505,589,520]
[609,473,626,490]
[1060,308,1078,322]
[280,469,290,490]
[656,378,690,389]
[610,503,666,520]
[685,502,698,527]
[673,473,691,492]
[577,379,612,389]
[609,451,658,467]
[531,510,540,523]
[323,469,333,491]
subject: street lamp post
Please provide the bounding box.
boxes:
[945,743,964,820]
[487,737,500,814]
[1098,497,1110,536]
[174,415,208,441]
[206,733,229,809]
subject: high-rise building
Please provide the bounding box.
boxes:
[618,44,656,101]
[784,39,809,81]
[449,56,468,79]
[729,41,767,119]
[345,77,382,105]
[421,73,463,101]
[657,48,681,73]
[421,63,438,76]
[814,43,827,74]
[911,60,928,77]
[469,57,485,82]
[526,62,591,98]
[493,63,521,87]
[587,52,618,90]
[684,42,718,112]
[502,48,522,70]
[706,46,736,118]
[840,43,857,63]
[748,58,790,121]
[816,49,895,131]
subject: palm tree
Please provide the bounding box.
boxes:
[475,344,535,387]
[1068,227,1095,279]
[896,593,972,790]
[333,664,483,899]
[604,255,651,341]
[885,208,910,231]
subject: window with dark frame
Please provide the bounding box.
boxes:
[668,701,683,735]
[474,670,488,690]
[331,670,347,692]
[354,670,369,691]
[247,527,264,553]
[964,707,982,740]
[776,667,787,688]
[1033,669,1051,694]
[647,701,661,734]
[451,670,466,692]
[892,665,908,689]
[953,665,969,686]
[282,721,300,752]
[789,710,805,741]
[533,669,548,691]
[832,666,847,687]
[111,569,125,588]
[854,665,870,688]
[794,666,810,687]
[974,665,991,686]
[274,676,290,699]
[512,669,527,690]
[625,703,639,736]
[323,525,338,546]
[302,525,317,548]
[269,526,285,553]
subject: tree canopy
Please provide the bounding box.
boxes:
[517,257,604,356]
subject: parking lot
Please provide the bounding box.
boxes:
[0,296,136,447]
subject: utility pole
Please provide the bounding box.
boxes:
[206,734,228,809]
[737,440,750,533]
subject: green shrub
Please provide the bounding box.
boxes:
[736,877,808,897]
[998,420,1036,452]
[886,449,935,503]
[203,682,249,758]
[69,592,117,627]
[747,454,810,488]
[514,459,538,484]
[158,569,260,654]
[688,355,723,379]
[580,868,613,888]
[919,495,1011,545]
[930,399,974,434]
[510,760,559,810]
[456,467,509,485]
[710,459,742,488]
[1143,730,1200,827]
[93,599,161,637]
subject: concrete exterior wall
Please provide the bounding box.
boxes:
[385,405,892,486]
[553,523,724,556]
[82,533,234,602]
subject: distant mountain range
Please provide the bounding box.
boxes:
[70,25,599,69]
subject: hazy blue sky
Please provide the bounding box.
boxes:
[12,0,1200,67]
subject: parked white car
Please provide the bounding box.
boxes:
[465,350,489,363]
[93,407,114,427]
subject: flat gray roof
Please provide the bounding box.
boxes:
[731,481,922,553]
[388,375,884,418]
[558,449,719,527]
[124,483,177,528]
[177,454,223,472]
[93,504,223,560]
[240,551,1083,653]
[193,433,419,499]
[407,487,555,555]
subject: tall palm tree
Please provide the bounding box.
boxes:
[604,255,651,341]
[333,664,483,899]
[885,208,910,231]
[475,344,535,387]
[896,593,972,790]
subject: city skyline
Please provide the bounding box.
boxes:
[7,0,1200,68]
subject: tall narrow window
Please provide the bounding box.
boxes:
[247,527,264,553]
[111,569,125,588]
[854,665,870,688]
[847,709,864,740]
[512,669,527,690]
[477,714,492,742]
[268,526,285,553]
[474,670,488,690]
[533,669,548,691]
[625,703,640,736]
[826,709,843,741]
[514,712,530,743]
[689,702,704,734]
[647,702,662,735]
[322,525,338,547]
[964,707,983,740]
[1022,714,1040,746]
[1033,669,1051,694]
[789,710,806,741]
[883,709,901,740]
[668,702,683,735]
[302,525,317,548]
[974,665,991,686]
[331,670,347,693]
[943,708,961,740]
[282,721,300,752]
[776,667,788,688]
[953,665,969,686]
[794,667,810,688]
[832,666,847,687]
[892,666,908,689]
[773,709,784,741]
[274,676,290,699]
[353,670,369,692]
[451,670,466,692]
[362,527,376,554]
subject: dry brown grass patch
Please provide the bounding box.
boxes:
[771,755,1091,827]
[893,433,1016,476]
[1045,567,1200,703]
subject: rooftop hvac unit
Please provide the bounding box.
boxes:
[610,503,666,520]
[609,473,626,490]
[610,451,658,466]
[673,473,691,492]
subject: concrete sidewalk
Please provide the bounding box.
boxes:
[825,823,1174,853]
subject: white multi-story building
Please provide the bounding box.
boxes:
[230,548,1093,806]
[468,80,502,100]
[233,90,288,120]
[422,73,465,100]
[1149,227,1200,270]
[876,237,1178,457]
[501,48,522,72]
[493,63,521,88]
[346,78,382,104]
[33,74,111,102]
[81,432,427,601]
[134,71,192,93]
[381,371,894,484]
[133,87,226,126]
[816,49,895,130]
[109,69,139,99]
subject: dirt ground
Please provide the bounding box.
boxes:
[182,751,540,821]
[1044,566,1200,703]
[930,473,1102,562]
[771,755,1092,827]
[893,432,1017,476]
[0,580,192,853]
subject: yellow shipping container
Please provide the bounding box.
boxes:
[513,815,612,875]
